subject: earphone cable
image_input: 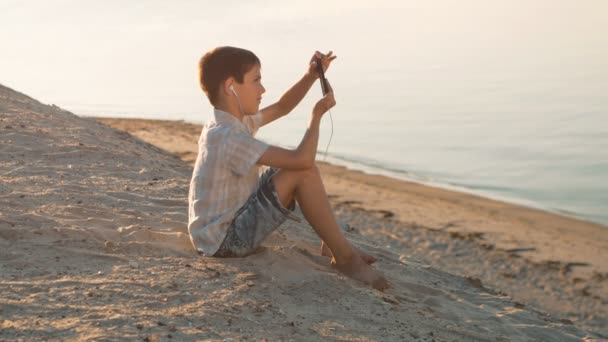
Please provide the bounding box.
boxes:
[323,109,333,161]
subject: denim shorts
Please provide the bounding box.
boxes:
[214,167,300,257]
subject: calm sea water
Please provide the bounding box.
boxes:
[2,1,607,225]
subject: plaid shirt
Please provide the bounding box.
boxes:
[188,109,269,255]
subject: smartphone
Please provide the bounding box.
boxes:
[315,57,329,96]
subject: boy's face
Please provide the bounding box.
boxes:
[233,63,265,115]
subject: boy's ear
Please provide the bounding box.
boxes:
[223,78,234,96]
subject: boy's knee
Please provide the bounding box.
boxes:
[278,164,320,183]
[301,163,320,178]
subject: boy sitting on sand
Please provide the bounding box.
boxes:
[188,46,388,290]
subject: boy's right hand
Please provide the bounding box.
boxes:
[313,80,336,118]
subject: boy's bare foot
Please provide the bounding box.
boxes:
[321,241,377,264]
[356,248,377,264]
[332,254,389,291]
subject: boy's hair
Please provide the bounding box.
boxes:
[198,46,261,107]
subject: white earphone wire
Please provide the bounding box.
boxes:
[323,109,334,161]
[231,85,244,116]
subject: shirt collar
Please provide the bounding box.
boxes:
[211,108,246,130]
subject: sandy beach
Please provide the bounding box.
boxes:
[1,83,606,340]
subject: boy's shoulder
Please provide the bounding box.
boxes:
[200,122,238,146]
[205,111,261,138]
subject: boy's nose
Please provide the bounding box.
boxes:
[261,85,266,94]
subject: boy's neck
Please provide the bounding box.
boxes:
[215,103,243,122]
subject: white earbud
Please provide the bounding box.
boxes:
[230,84,244,115]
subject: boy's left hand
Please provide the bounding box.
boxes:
[307,51,337,79]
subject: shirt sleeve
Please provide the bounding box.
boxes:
[242,112,264,136]
[226,127,269,176]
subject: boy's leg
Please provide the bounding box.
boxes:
[321,240,377,264]
[271,165,388,290]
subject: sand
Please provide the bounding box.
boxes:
[1,83,606,341]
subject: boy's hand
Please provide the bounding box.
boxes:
[307,51,337,79]
[313,80,336,118]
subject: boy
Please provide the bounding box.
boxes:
[188,46,388,290]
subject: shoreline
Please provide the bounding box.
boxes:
[317,153,605,227]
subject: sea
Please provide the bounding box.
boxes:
[1,0,606,225]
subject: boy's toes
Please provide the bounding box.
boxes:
[356,248,377,264]
[360,252,377,265]
[372,275,390,291]
[334,254,389,291]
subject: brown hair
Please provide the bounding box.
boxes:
[198,46,261,107]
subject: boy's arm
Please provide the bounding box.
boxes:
[258,114,321,169]
[260,51,337,127]
[258,89,336,170]
[260,72,316,127]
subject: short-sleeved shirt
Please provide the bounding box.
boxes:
[188,108,269,255]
